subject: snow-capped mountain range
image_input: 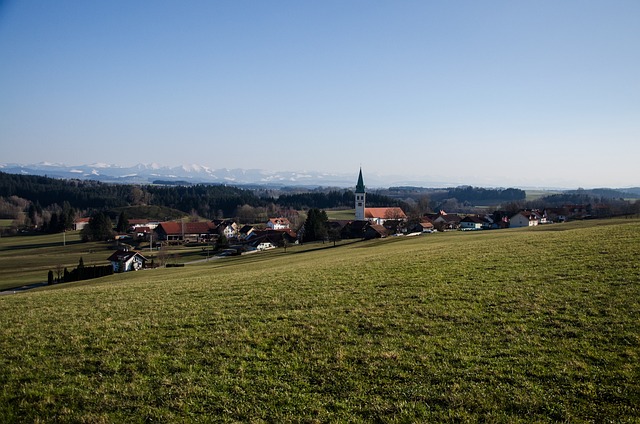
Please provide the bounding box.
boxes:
[0,162,445,188]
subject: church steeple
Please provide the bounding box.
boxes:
[355,168,365,194]
[355,168,366,220]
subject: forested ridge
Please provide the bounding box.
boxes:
[0,172,268,217]
[2,172,636,231]
[0,172,410,218]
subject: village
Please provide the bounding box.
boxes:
[75,169,589,273]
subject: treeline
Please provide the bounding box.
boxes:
[0,172,405,221]
[431,186,526,204]
[0,172,133,209]
[0,171,268,218]
[48,258,114,285]
[145,185,267,218]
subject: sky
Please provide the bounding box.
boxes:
[1,1,639,188]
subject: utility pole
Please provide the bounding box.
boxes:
[63,230,66,246]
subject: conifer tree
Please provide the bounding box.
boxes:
[302,208,328,242]
[116,211,129,233]
[81,212,114,241]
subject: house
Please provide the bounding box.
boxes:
[248,228,298,247]
[364,224,389,240]
[364,207,407,226]
[544,207,568,223]
[510,211,541,228]
[238,225,256,239]
[488,211,511,229]
[154,221,216,242]
[460,215,484,230]
[408,221,435,233]
[132,226,152,240]
[340,220,370,239]
[216,221,239,239]
[266,217,291,230]
[107,249,147,272]
[73,217,90,231]
[431,211,462,230]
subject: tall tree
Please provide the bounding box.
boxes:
[116,211,129,232]
[61,201,75,231]
[81,212,114,241]
[302,208,328,243]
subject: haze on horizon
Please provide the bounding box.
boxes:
[1,1,639,189]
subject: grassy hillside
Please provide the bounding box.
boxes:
[0,231,116,290]
[1,220,639,422]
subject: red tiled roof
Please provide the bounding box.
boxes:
[157,221,215,235]
[364,207,407,219]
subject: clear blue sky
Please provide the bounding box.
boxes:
[1,1,638,188]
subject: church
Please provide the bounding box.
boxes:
[355,168,407,225]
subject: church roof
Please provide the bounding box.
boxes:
[365,207,407,220]
[355,168,365,193]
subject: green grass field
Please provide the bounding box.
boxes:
[0,233,215,291]
[1,219,639,422]
[0,231,118,290]
[326,209,356,220]
[0,219,13,228]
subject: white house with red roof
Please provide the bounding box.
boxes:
[510,211,541,228]
[73,217,91,231]
[266,217,291,230]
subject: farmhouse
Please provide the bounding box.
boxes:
[107,249,147,272]
[266,217,291,230]
[408,220,435,233]
[248,228,298,247]
[460,215,485,230]
[364,224,389,239]
[238,225,255,239]
[510,211,541,228]
[73,217,90,231]
[430,211,462,230]
[213,220,239,239]
[155,221,216,242]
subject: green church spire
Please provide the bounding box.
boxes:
[355,168,365,194]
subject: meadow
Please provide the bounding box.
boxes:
[0,232,215,291]
[0,231,113,290]
[0,219,639,422]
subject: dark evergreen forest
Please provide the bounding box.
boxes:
[0,172,267,217]
[0,172,414,218]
